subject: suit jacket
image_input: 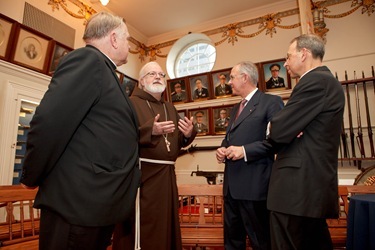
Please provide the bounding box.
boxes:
[222,90,283,200]
[267,66,345,219]
[21,45,141,226]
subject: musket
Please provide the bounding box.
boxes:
[362,71,374,157]
[178,144,219,156]
[336,72,349,160]
[353,71,365,158]
[345,71,356,165]
[340,119,349,159]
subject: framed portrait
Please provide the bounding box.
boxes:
[189,74,211,101]
[48,41,73,75]
[0,14,17,60]
[189,108,210,136]
[11,25,52,73]
[168,78,188,104]
[121,74,138,96]
[212,105,234,135]
[210,68,233,98]
[259,58,291,92]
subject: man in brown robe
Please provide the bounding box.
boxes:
[113,62,197,250]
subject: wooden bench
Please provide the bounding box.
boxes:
[0,184,374,249]
[178,184,375,249]
[0,185,39,249]
[178,184,225,249]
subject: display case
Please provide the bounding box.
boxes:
[0,60,49,185]
[13,101,39,184]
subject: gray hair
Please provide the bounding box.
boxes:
[83,12,125,42]
[138,62,160,80]
[291,34,325,60]
[237,61,259,85]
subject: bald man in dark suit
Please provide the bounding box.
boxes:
[267,34,345,250]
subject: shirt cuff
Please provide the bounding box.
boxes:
[242,146,247,162]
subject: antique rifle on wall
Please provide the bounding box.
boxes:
[345,71,357,165]
[178,144,219,156]
[190,165,224,185]
[363,70,375,157]
[353,71,365,158]
[336,72,349,160]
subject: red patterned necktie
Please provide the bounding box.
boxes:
[235,99,247,119]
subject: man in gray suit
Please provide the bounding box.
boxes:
[20,12,141,250]
[267,34,345,250]
[216,61,283,250]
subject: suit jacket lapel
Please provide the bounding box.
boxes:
[228,90,261,132]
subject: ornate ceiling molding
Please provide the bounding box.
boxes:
[49,0,374,61]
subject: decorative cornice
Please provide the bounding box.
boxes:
[49,0,374,61]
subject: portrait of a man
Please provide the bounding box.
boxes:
[214,107,231,133]
[170,80,187,103]
[262,59,290,91]
[191,109,209,135]
[214,73,232,97]
[266,63,285,89]
[24,43,38,60]
[189,75,210,100]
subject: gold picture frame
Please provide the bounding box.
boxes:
[189,108,211,136]
[259,58,291,92]
[210,68,233,98]
[168,78,189,104]
[189,73,211,101]
[212,105,234,135]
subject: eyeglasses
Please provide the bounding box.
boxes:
[271,69,279,72]
[144,71,166,78]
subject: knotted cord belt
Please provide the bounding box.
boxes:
[134,157,176,250]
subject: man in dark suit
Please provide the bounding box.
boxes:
[267,34,345,250]
[20,12,141,250]
[216,61,284,250]
[265,63,285,89]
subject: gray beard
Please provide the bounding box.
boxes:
[144,83,166,94]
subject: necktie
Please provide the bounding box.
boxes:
[235,99,247,119]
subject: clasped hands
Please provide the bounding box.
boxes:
[216,146,244,162]
[152,114,194,138]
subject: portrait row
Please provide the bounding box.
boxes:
[166,59,291,104]
[0,13,290,97]
[0,14,74,76]
[178,105,238,136]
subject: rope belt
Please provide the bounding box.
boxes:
[139,157,175,165]
[134,157,176,249]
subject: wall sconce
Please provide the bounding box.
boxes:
[100,0,110,6]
